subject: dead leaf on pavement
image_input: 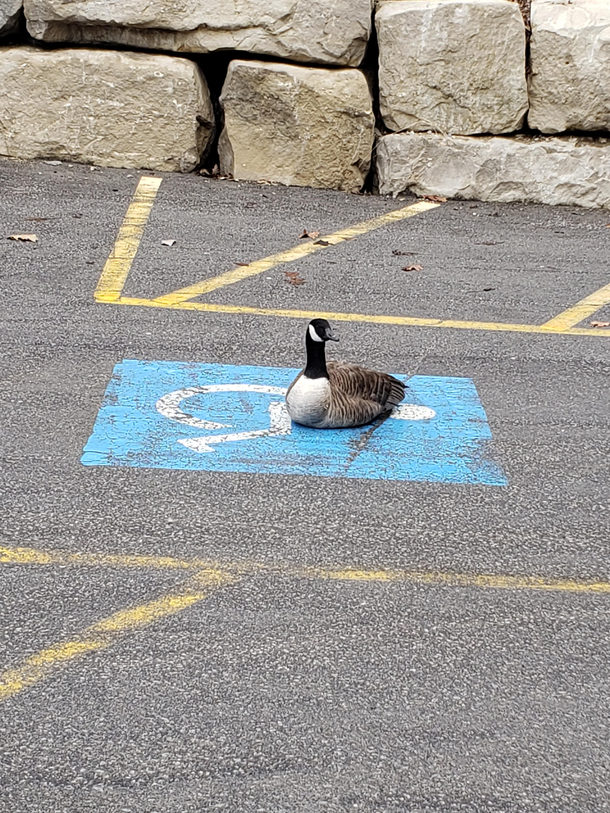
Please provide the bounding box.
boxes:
[403,264,423,272]
[421,195,447,203]
[300,229,320,239]
[8,234,38,242]
[392,249,415,256]
[161,239,176,247]
[314,239,330,246]
[284,270,305,286]
[590,321,610,328]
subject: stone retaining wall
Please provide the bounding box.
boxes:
[1,0,609,208]
[0,46,215,171]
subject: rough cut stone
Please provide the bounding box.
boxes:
[218,60,375,193]
[0,46,214,172]
[528,0,610,134]
[23,0,373,67]
[0,0,22,36]
[376,0,528,135]
[376,132,610,209]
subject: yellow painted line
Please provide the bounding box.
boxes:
[541,280,610,331]
[3,544,610,596]
[0,569,234,703]
[305,567,610,594]
[0,640,107,703]
[94,175,162,303]
[115,297,610,336]
[151,200,440,306]
[90,181,610,338]
[0,544,200,571]
[0,545,56,566]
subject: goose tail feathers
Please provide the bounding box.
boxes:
[387,375,406,408]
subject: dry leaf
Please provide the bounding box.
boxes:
[235,262,250,267]
[8,233,38,242]
[161,239,176,247]
[284,270,305,286]
[392,249,415,256]
[403,264,422,272]
[314,239,330,246]
[421,194,447,203]
[300,229,320,239]
[590,321,610,328]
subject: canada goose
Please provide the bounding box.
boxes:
[285,319,406,429]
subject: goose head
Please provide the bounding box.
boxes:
[307,318,339,343]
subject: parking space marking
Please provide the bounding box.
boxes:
[0,567,235,703]
[152,200,439,306]
[541,280,610,331]
[117,296,610,335]
[3,542,610,703]
[81,361,507,485]
[92,175,610,337]
[0,544,200,571]
[94,176,162,303]
[3,543,610,594]
[311,567,610,594]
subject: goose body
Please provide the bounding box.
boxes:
[285,320,405,429]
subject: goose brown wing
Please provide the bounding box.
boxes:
[327,361,406,408]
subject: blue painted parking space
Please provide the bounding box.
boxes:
[81,361,507,485]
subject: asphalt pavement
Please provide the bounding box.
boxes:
[1,157,609,813]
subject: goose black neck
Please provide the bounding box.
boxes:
[304,332,328,379]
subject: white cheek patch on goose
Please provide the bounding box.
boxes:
[308,324,324,342]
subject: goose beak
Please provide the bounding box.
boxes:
[326,332,339,342]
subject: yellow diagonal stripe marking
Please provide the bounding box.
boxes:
[541,280,610,331]
[94,175,162,303]
[152,200,440,306]
[0,569,234,703]
[114,297,610,336]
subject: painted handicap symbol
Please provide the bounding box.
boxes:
[155,383,436,453]
[82,360,507,485]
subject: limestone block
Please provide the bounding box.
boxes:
[376,0,528,135]
[528,0,610,133]
[23,0,373,67]
[218,60,375,193]
[0,46,215,172]
[376,132,610,209]
[0,1,21,36]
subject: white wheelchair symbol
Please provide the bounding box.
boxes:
[156,384,436,453]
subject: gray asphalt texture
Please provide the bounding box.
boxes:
[1,157,609,813]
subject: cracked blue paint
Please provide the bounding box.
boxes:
[81,360,507,485]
